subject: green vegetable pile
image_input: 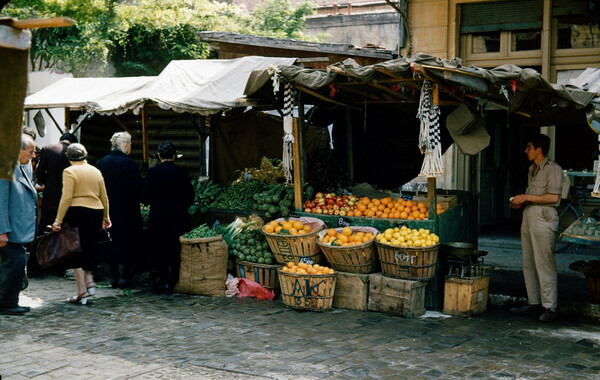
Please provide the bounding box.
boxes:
[184,223,219,239]
[140,204,150,223]
[210,180,266,210]
[229,229,274,264]
[252,183,294,219]
[189,180,221,215]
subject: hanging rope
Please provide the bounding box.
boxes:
[416,79,443,177]
[282,82,294,183]
[592,134,600,198]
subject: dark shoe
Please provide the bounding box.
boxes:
[109,278,120,289]
[0,306,29,315]
[510,304,543,316]
[539,308,557,322]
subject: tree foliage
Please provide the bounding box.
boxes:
[1,0,318,76]
[253,0,315,39]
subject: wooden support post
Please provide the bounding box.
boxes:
[64,107,70,131]
[292,118,304,211]
[428,83,439,233]
[297,92,308,184]
[142,106,149,164]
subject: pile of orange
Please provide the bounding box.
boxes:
[320,227,375,246]
[264,219,312,235]
[346,197,444,220]
[281,261,334,275]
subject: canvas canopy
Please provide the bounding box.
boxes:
[245,53,596,117]
[24,56,297,116]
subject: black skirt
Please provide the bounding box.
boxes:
[62,207,103,271]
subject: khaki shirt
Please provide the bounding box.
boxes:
[526,157,563,208]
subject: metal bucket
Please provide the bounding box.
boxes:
[444,242,486,259]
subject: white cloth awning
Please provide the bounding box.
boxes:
[25,56,296,116]
[24,76,155,110]
[88,56,296,115]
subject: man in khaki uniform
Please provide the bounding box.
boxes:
[509,133,563,322]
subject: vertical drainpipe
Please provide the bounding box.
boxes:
[398,0,407,56]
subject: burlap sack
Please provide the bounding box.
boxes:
[174,235,228,297]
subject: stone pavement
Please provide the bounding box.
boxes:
[2,275,600,379]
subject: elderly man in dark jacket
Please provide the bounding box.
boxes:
[97,132,143,289]
[0,135,37,315]
[142,141,194,294]
[29,132,77,277]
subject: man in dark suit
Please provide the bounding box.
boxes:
[0,135,38,315]
[142,141,194,294]
[29,132,77,277]
[97,132,143,289]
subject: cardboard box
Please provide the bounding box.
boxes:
[333,271,370,311]
[368,273,426,318]
[443,276,489,317]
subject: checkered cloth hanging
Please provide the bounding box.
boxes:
[282,83,294,183]
[416,79,443,177]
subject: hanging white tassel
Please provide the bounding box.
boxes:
[416,79,443,177]
[282,83,294,183]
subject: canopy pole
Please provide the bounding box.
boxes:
[292,117,303,211]
[428,83,439,234]
[142,106,149,163]
[44,108,64,135]
[64,107,70,131]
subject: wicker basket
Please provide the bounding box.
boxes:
[234,259,280,292]
[376,241,439,281]
[262,217,325,265]
[277,269,336,311]
[316,227,379,274]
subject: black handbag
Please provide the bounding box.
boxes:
[36,224,82,268]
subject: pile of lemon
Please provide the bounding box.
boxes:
[264,219,312,235]
[376,226,439,247]
[281,261,334,275]
[320,227,375,246]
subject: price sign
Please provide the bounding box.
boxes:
[402,194,413,201]
[299,257,314,265]
[337,217,352,227]
[289,211,301,218]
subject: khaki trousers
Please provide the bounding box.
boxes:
[521,205,558,310]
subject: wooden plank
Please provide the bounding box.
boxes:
[332,271,369,311]
[3,17,75,30]
[292,118,302,211]
[368,273,426,318]
[141,107,149,163]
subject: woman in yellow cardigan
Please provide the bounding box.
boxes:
[52,144,111,304]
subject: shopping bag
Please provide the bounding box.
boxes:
[36,225,82,268]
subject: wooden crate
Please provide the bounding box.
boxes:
[367,273,426,318]
[443,276,489,317]
[234,259,280,293]
[332,271,370,311]
[277,269,336,311]
[413,194,457,210]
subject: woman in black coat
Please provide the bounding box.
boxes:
[96,132,143,289]
[142,141,194,294]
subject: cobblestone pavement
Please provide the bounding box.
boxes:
[2,276,600,380]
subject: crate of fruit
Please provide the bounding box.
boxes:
[277,262,336,311]
[316,226,379,273]
[234,259,280,292]
[262,217,326,264]
[375,226,440,281]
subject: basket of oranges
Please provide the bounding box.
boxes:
[316,226,379,274]
[278,262,336,311]
[375,226,440,281]
[262,217,326,265]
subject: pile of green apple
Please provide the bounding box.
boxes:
[303,192,358,216]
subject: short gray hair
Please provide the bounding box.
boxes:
[21,134,35,150]
[111,131,131,152]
